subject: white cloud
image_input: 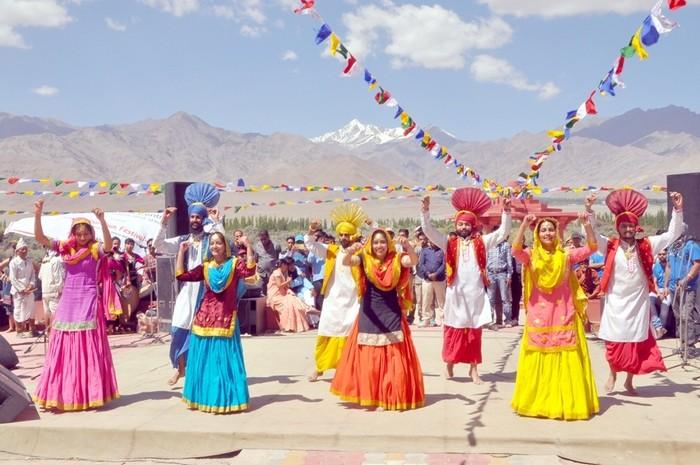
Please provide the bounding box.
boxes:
[141,0,200,17]
[342,3,513,69]
[240,24,263,37]
[33,85,59,96]
[105,17,127,32]
[0,0,72,48]
[470,54,560,99]
[212,5,235,19]
[478,0,699,18]
[239,0,266,24]
[281,50,298,61]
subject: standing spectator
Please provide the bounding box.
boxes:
[667,234,700,353]
[650,249,670,339]
[9,238,37,338]
[38,247,65,336]
[307,230,326,312]
[486,232,514,327]
[1,257,15,332]
[143,239,158,285]
[123,238,144,288]
[254,230,281,294]
[411,229,426,325]
[510,242,524,325]
[417,239,446,327]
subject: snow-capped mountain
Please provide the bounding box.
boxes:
[311,119,405,147]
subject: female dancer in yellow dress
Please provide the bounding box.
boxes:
[510,213,599,420]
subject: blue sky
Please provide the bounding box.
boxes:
[0,0,698,140]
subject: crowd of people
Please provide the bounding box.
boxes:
[1,183,698,420]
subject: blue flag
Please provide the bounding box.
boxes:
[315,24,332,45]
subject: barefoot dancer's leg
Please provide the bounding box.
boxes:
[469,364,483,385]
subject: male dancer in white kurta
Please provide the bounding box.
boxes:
[154,200,223,385]
[585,191,684,394]
[421,191,511,383]
[304,206,364,382]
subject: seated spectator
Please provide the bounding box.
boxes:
[650,249,670,339]
[266,257,311,333]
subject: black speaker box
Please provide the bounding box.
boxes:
[156,256,177,332]
[163,182,193,238]
[0,365,32,423]
[667,173,700,239]
[0,335,18,370]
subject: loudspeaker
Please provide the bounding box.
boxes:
[0,365,32,423]
[156,256,177,332]
[163,182,193,238]
[0,336,18,370]
[667,172,700,239]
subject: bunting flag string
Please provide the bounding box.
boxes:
[0,176,166,193]
[0,180,669,198]
[518,0,686,190]
[297,1,483,186]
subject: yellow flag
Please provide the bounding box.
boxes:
[69,191,79,198]
[631,28,648,60]
[330,33,341,56]
[547,130,564,139]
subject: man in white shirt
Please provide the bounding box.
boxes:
[9,238,37,338]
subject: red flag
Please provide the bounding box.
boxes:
[585,91,598,115]
[343,55,357,75]
[293,0,315,14]
[668,0,686,10]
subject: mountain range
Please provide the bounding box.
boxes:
[1,106,699,191]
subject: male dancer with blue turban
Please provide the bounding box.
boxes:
[154,183,223,385]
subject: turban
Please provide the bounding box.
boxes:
[605,189,648,231]
[451,187,491,226]
[15,238,28,250]
[184,183,220,219]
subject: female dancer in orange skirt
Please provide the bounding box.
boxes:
[330,228,425,410]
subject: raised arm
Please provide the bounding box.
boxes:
[650,192,684,255]
[92,208,112,253]
[420,196,447,251]
[397,236,418,268]
[153,207,181,256]
[303,220,328,258]
[583,194,607,251]
[342,242,362,267]
[511,214,535,265]
[33,200,51,247]
[483,198,512,249]
[568,213,599,264]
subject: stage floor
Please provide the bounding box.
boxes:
[1,326,698,465]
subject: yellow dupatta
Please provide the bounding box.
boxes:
[360,230,412,313]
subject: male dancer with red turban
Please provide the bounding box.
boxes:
[585,190,684,394]
[421,189,511,383]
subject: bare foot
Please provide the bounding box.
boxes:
[167,369,183,386]
[624,376,638,396]
[604,373,616,394]
[445,363,454,379]
[469,365,483,385]
[308,370,322,382]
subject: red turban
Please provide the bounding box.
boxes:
[605,189,648,230]
[451,187,491,226]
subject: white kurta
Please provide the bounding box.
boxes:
[597,209,684,342]
[154,223,223,330]
[304,235,360,337]
[9,256,36,322]
[421,211,512,329]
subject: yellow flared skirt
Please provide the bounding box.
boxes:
[315,336,347,373]
[511,315,599,421]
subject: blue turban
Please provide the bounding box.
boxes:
[184,183,220,218]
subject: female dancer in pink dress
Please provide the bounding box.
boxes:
[32,199,119,410]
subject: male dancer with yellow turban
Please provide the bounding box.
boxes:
[421,189,511,383]
[304,204,366,382]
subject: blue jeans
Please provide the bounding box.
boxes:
[487,273,512,323]
[649,294,671,330]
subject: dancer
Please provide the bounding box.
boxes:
[304,205,365,382]
[176,232,256,413]
[421,189,512,383]
[510,213,599,420]
[154,182,223,386]
[32,200,119,410]
[330,228,424,410]
[587,190,684,395]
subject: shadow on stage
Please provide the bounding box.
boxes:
[248,374,301,386]
[99,390,182,410]
[249,394,322,411]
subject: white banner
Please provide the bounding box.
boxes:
[4,212,163,255]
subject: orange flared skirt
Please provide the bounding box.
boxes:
[330,316,425,410]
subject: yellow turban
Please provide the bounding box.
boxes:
[331,204,367,239]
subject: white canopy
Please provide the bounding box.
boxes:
[4,212,163,255]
